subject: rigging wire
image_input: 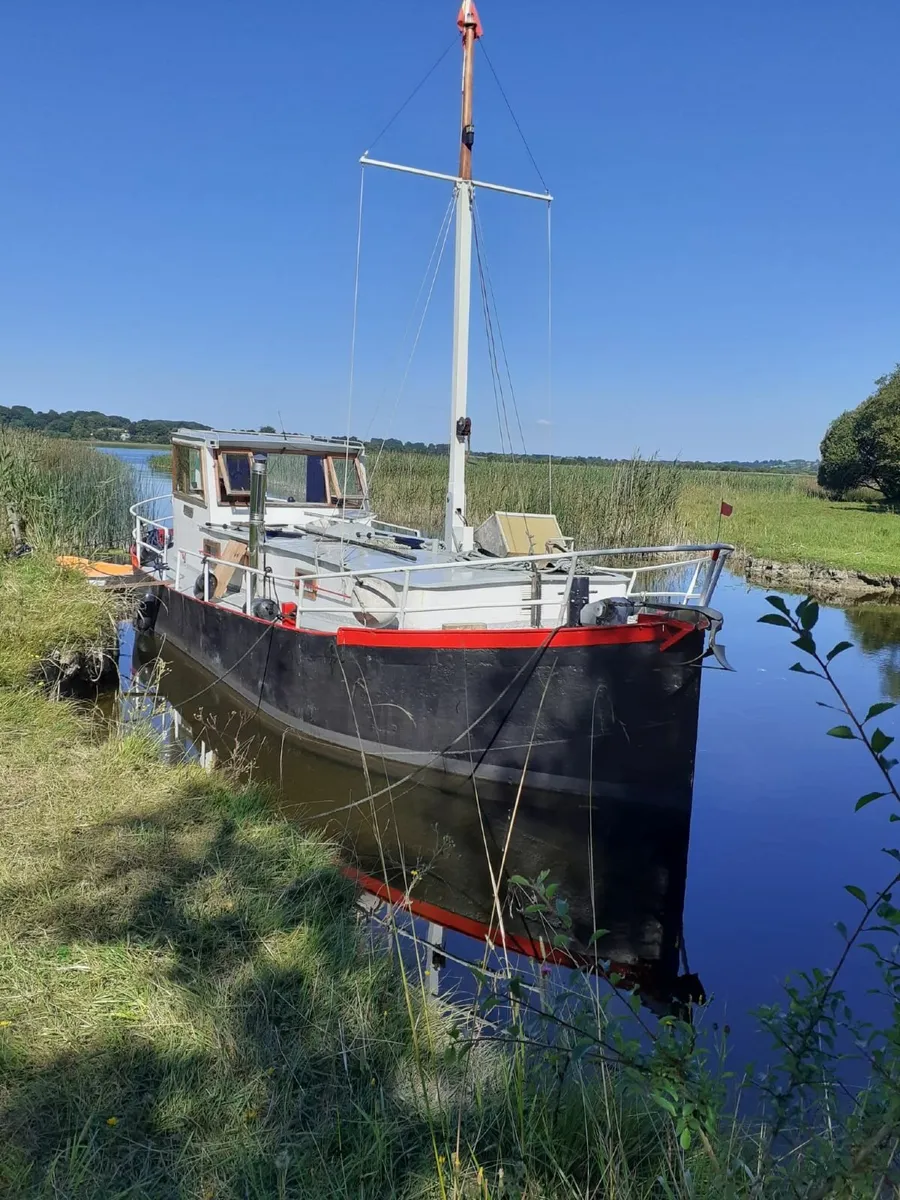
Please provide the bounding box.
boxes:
[364,37,458,155]
[478,38,554,513]
[480,41,551,195]
[340,166,366,555]
[472,200,530,515]
[546,202,553,513]
[473,202,529,458]
[365,192,456,483]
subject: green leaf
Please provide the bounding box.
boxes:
[865,701,896,724]
[871,729,895,754]
[679,1126,692,1151]
[835,921,848,940]
[792,631,816,655]
[845,885,868,905]
[856,791,887,811]
[765,595,790,615]
[759,613,791,627]
[826,641,853,662]
[797,599,819,630]
[508,875,530,887]
[827,726,857,739]
[791,663,824,677]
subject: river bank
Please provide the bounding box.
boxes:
[4,554,900,1194]
[0,555,729,1198]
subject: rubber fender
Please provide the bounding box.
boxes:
[252,597,280,622]
[134,590,161,634]
[193,571,217,599]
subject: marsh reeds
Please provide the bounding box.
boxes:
[0,429,137,554]
[370,451,688,547]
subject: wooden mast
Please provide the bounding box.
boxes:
[445,0,481,553]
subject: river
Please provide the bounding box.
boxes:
[102,446,899,1055]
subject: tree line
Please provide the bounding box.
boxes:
[1,403,819,473]
[0,405,208,444]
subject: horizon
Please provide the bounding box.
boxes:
[3,2,899,460]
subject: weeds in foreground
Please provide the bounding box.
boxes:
[0,554,123,689]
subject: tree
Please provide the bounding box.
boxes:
[818,366,900,503]
[818,409,866,496]
[855,367,900,503]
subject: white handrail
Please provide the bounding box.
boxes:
[131,494,732,615]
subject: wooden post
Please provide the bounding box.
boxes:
[6,504,25,547]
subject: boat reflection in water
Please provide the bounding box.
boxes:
[127,633,706,1016]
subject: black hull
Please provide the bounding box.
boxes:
[129,635,702,1012]
[150,586,704,802]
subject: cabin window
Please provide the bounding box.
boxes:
[328,455,365,506]
[173,444,205,501]
[266,453,311,503]
[218,452,252,499]
[208,449,367,507]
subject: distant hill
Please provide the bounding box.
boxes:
[0,405,817,472]
[0,405,209,444]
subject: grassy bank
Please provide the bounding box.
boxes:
[0,429,137,554]
[683,482,900,576]
[0,557,726,1198]
[0,554,122,688]
[4,556,900,1194]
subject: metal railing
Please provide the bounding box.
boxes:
[131,495,733,630]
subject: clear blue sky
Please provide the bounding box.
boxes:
[3,1,899,460]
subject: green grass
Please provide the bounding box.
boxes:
[682,484,900,576]
[0,429,138,554]
[0,554,123,688]
[0,683,738,1199]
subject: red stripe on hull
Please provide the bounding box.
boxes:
[336,617,692,650]
[345,867,650,989]
[346,866,577,965]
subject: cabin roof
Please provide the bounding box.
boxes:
[171,428,365,454]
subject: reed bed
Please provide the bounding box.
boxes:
[146,452,173,474]
[370,451,688,547]
[0,429,137,554]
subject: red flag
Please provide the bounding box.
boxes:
[457,1,483,38]
[720,501,733,517]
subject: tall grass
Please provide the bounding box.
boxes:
[0,429,137,554]
[146,451,172,474]
[371,451,688,546]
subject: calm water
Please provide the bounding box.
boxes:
[105,447,900,1051]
